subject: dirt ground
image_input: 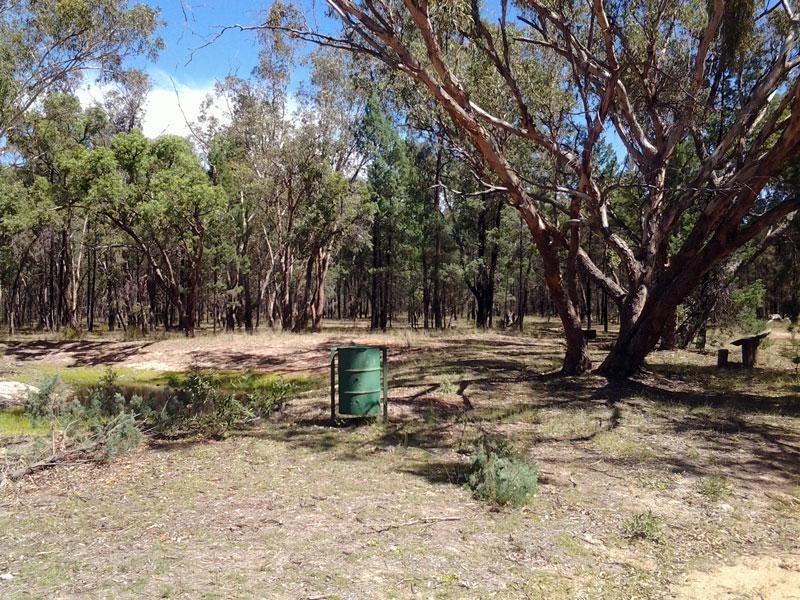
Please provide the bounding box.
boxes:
[1,321,799,599]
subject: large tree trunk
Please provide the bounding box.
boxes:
[598,282,682,377]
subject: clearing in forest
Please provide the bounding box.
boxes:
[1,322,799,599]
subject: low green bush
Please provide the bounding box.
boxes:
[150,369,300,438]
[25,375,89,422]
[697,476,732,501]
[92,412,143,463]
[17,376,143,479]
[467,435,539,507]
[622,511,663,542]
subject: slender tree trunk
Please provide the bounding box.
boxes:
[311,249,330,332]
[370,214,382,330]
[87,246,96,332]
[242,272,253,333]
[280,247,294,330]
[293,251,315,332]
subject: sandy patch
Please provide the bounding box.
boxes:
[673,555,800,599]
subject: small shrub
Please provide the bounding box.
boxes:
[439,376,457,395]
[25,376,83,421]
[245,376,295,416]
[24,375,64,419]
[622,511,663,542]
[151,370,299,437]
[18,373,144,477]
[93,412,143,463]
[468,435,538,507]
[697,476,732,501]
[87,367,127,416]
[59,326,82,341]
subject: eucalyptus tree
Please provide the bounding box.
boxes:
[356,95,415,330]
[104,69,152,134]
[260,0,800,376]
[292,165,371,331]
[207,19,370,331]
[205,75,284,331]
[0,170,52,332]
[0,0,162,149]
[7,93,112,329]
[99,132,226,336]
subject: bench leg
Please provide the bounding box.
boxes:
[742,344,758,369]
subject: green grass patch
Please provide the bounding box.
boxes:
[622,511,663,542]
[14,366,323,399]
[14,365,168,388]
[697,476,732,501]
[0,406,49,437]
[592,430,652,459]
[150,369,322,395]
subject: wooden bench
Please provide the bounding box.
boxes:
[729,330,771,369]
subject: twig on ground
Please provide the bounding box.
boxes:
[364,515,462,533]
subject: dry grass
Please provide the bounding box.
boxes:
[1,319,799,598]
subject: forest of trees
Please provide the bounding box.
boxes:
[0,0,798,374]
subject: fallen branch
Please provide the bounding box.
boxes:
[5,413,140,482]
[7,445,93,482]
[364,516,462,533]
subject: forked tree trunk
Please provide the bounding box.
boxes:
[598,283,681,377]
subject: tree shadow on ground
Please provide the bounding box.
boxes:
[620,375,800,417]
[397,458,471,487]
[2,340,153,366]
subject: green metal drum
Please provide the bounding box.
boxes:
[330,345,388,421]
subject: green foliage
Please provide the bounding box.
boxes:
[24,376,77,421]
[697,476,732,501]
[151,369,303,438]
[720,0,757,67]
[16,365,307,477]
[622,512,663,542]
[92,412,143,463]
[468,435,539,507]
[0,0,162,140]
[21,373,143,472]
[730,281,766,334]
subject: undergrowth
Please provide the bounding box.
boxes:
[467,435,539,507]
[4,367,308,482]
[697,476,732,501]
[622,511,663,542]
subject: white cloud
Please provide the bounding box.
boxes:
[142,77,229,140]
[77,70,230,141]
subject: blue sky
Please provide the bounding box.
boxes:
[83,1,329,137]
[90,1,626,158]
[141,1,266,85]
[80,2,277,138]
